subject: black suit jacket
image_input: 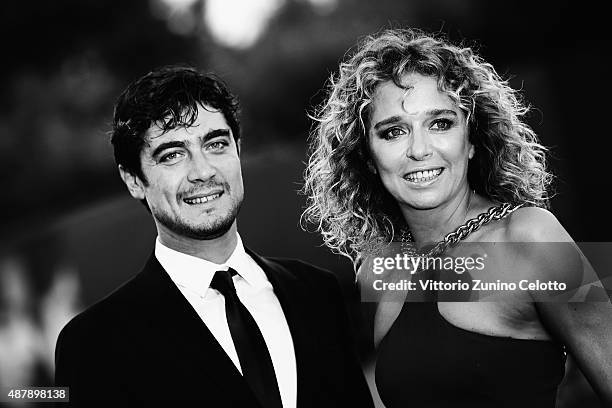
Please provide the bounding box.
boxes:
[55,249,374,407]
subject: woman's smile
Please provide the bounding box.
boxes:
[403,167,444,185]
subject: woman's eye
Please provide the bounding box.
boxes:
[382,127,405,140]
[431,119,453,131]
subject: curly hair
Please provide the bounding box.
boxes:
[302,28,553,267]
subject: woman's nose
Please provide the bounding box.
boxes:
[407,128,433,160]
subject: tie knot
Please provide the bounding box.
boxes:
[210,268,238,297]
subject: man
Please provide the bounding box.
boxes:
[54,66,374,407]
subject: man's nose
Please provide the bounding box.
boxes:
[187,152,216,182]
[407,128,433,161]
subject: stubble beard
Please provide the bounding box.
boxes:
[154,195,243,241]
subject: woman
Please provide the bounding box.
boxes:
[303,29,612,407]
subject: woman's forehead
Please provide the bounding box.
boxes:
[370,75,459,118]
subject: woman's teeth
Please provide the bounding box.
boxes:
[405,168,443,182]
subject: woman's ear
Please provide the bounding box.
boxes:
[468,144,475,160]
[367,160,378,174]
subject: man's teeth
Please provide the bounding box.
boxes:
[405,168,442,182]
[185,194,221,204]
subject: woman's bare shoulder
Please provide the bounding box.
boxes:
[500,206,584,290]
[504,206,573,243]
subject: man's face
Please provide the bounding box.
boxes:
[121,104,244,241]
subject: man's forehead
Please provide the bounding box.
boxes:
[150,104,225,131]
[146,120,229,141]
[141,125,182,149]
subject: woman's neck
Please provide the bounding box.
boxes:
[401,188,476,246]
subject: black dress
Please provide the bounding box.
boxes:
[375,294,566,408]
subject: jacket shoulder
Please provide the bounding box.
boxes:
[57,263,155,345]
[262,256,340,286]
[266,256,332,274]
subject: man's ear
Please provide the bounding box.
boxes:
[236,138,241,156]
[118,165,146,200]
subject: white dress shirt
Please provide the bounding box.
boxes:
[155,234,297,408]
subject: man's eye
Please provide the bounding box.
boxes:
[430,119,454,131]
[159,151,182,163]
[382,127,405,140]
[207,141,229,151]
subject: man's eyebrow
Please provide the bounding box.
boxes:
[200,128,231,143]
[151,141,187,158]
[150,129,231,157]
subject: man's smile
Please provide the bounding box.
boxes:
[183,191,224,205]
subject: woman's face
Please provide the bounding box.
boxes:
[367,73,474,211]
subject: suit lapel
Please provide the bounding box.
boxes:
[135,250,321,407]
[245,249,319,408]
[135,254,261,406]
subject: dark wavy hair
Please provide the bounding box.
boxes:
[303,28,553,266]
[111,65,241,184]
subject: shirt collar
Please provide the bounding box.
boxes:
[154,233,268,297]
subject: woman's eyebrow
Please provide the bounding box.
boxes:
[372,115,403,130]
[426,108,457,118]
[372,109,457,130]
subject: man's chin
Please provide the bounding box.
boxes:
[155,212,237,241]
[181,221,235,240]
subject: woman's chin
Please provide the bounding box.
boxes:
[400,198,443,211]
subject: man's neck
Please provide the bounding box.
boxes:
[157,222,239,264]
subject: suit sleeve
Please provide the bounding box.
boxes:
[55,318,130,407]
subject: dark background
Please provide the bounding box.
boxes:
[0,1,608,406]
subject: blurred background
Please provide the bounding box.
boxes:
[0,0,608,406]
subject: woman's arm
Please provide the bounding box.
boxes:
[508,207,612,404]
[537,300,612,404]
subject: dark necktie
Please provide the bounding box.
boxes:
[210,268,283,408]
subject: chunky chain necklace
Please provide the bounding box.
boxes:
[401,202,524,258]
